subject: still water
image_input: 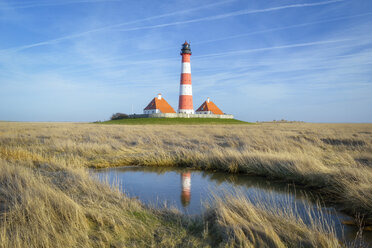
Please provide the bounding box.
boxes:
[94,166,372,246]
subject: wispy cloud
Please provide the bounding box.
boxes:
[195,38,354,58]
[193,12,372,45]
[39,11,370,76]
[0,0,234,53]
[0,0,120,9]
[0,0,343,53]
[58,38,353,73]
[114,0,345,32]
[1,0,371,122]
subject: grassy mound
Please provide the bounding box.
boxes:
[100,118,249,125]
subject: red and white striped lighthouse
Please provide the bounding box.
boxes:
[178,41,194,114]
[181,172,191,207]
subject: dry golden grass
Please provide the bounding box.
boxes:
[0,159,208,247]
[0,122,371,247]
[206,193,341,248]
[0,158,343,247]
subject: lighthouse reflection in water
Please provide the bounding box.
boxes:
[95,167,371,244]
[181,172,191,207]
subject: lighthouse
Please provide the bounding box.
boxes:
[180,172,191,207]
[178,41,194,114]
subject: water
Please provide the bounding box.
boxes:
[94,166,372,246]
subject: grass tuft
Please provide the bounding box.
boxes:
[1,122,371,246]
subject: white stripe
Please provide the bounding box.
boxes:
[182,177,191,190]
[181,62,191,74]
[179,84,192,95]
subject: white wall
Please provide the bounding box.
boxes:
[144,109,160,114]
[196,111,212,114]
[133,113,234,119]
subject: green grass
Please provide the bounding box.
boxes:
[100,118,250,125]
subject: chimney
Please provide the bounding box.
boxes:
[207,97,210,103]
[157,93,162,100]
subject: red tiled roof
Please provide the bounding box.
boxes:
[144,97,176,113]
[196,100,224,115]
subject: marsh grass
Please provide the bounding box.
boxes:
[0,159,208,247]
[0,122,371,247]
[205,192,342,248]
[0,159,344,247]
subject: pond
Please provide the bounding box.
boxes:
[94,166,372,246]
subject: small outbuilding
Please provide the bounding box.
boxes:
[196,97,224,115]
[143,93,176,114]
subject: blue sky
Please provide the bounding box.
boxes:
[0,0,371,122]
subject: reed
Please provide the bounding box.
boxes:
[206,192,341,247]
[0,159,209,247]
[0,159,342,247]
[0,122,371,247]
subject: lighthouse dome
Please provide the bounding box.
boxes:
[181,41,192,55]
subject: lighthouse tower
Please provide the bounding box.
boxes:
[180,172,191,207]
[178,41,194,114]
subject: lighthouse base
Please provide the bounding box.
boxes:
[178,109,195,114]
[129,113,234,119]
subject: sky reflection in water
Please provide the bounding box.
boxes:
[94,166,372,245]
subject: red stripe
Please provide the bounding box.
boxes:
[180,54,192,110]
[180,74,192,85]
[182,54,190,63]
[178,95,193,109]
